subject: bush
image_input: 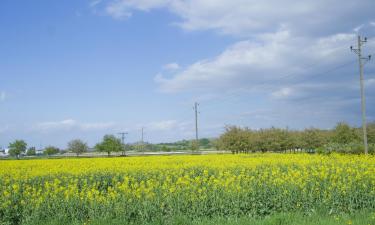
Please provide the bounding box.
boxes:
[318,142,375,154]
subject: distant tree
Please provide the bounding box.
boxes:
[191,140,200,151]
[161,145,169,152]
[68,139,88,157]
[199,138,210,148]
[8,140,27,159]
[333,122,360,144]
[218,126,253,153]
[26,147,36,156]
[301,128,327,151]
[366,122,375,144]
[59,149,68,154]
[95,135,123,156]
[44,146,60,156]
[288,131,304,152]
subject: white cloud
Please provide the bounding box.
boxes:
[100,0,375,37]
[148,120,179,131]
[80,122,116,130]
[354,24,364,33]
[35,119,77,130]
[95,0,375,131]
[104,0,171,19]
[34,119,115,131]
[106,2,132,19]
[271,87,294,99]
[0,91,6,102]
[145,120,193,133]
[155,32,356,92]
[90,0,102,8]
[163,63,180,70]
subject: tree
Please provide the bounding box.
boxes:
[68,139,88,156]
[302,128,327,151]
[199,138,210,149]
[366,122,375,144]
[191,140,199,152]
[333,122,359,144]
[44,146,60,156]
[26,147,36,156]
[95,135,123,156]
[8,140,27,159]
[217,126,253,153]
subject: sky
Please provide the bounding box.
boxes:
[1,0,375,149]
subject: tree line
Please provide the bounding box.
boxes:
[216,122,375,154]
[5,135,217,159]
[5,122,375,158]
[7,139,91,159]
[7,135,127,159]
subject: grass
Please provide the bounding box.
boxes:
[26,211,375,225]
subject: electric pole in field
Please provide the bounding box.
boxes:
[351,35,372,154]
[140,127,145,153]
[118,132,128,156]
[141,127,144,143]
[194,102,199,150]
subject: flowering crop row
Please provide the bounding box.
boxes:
[1,154,375,224]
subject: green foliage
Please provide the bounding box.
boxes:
[217,126,253,153]
[95,135,123,156]
[199,138,210,147]
[44,146,60,156]
[26,147,36,156]
[367,122,375,144]
[191,140,200,151]
[333,122,360,144]
[22,211,375,225]
[317,143,375,155]
[218,126,302,153]
[68,139,88,156]
[216,122,375,154]
[161,145,170,152]
[133,138,216,152]
[8,140,27,159]
[3,155,375,225]
[301,128,329,150]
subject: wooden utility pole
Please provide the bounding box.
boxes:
[351,35,372,154]
[194,102,199,150]
[118,132,128,156]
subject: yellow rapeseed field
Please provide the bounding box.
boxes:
[1,154,375,224]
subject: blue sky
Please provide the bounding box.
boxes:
[1,0,375,148]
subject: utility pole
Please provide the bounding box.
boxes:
[118,132,128,156]
[141,127,144,143]
[140,127,145,153]
[194,102,199,150]
[351,35,372,154]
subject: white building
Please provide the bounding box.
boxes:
[36,149,44,155]
[0,148,9,157]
